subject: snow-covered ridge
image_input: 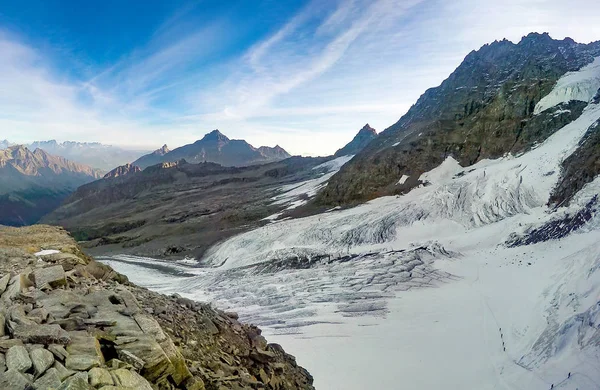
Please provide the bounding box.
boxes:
[534,56,600,114]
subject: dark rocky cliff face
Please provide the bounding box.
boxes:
[334,124,378,157]
[317,33,600,205]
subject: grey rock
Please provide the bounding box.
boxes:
[0,339,24,353]
[12,324,71,345]
[88,367,113,388]
[0,274,11,295]
[27,308,49,324]
[47,344,68,361]
[52,361,74,381]
[33,266,66,289]
[6,345,32,372]
[65,355,100,371]
[116,350,144,371]
[57,373,92,390]
[33,367,61,389]
[0,368,32,389]
[0,311,5,337]
[110,368,153,390]
[30,348,54,376]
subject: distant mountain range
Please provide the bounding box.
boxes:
[0,145,102,226]
[133,130,291,169]
[0,140,149,172]
[0,140,14,149]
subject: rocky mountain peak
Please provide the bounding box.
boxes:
[153,144,170,156]
[358,124,377,136]
[334,124,378,157]
[200,130,230,143]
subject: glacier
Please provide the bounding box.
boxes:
[99,62,600,389]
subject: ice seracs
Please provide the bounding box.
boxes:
[535,56,600,114]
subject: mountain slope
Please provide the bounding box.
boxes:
[0,140,13,149]
[130,144,170,169]
[0,145,102,226]
[334,124,378,157]
[318,33,600,205]
[28,140,147,172]
[42,156,332,259]
[133,130,291,169]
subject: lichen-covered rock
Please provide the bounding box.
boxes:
[110,368,153,390]
[89,367,114,388]
[33,265,67,289]
[6,345,32,373]
[33,367,61,390]
[0,368,31,389]
[30,347,54,376]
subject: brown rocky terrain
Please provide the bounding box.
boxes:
[42,157,330,260]
[317,33,600,206]
[0,225,314,389]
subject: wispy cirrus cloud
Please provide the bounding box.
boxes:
[1,0,600,155]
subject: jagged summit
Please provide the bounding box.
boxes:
[200,129,230,143]
[103,163,142,179]
[319,33,600,205]
[334,124,378,157]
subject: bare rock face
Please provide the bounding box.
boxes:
[0,225,315,390]
[318,33,600,205]
[102,163,141,179]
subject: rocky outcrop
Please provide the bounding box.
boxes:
[317,33,600,205]
[133,131,291,169]
[0,225,314,390]
[334,124,378,157]
[103,164,142,180]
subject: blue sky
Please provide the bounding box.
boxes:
[1,0,600,155]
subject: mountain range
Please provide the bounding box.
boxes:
[0,140,149,172]
[132,130,291,169]
[334,124,377,157]
[0,145,102,226]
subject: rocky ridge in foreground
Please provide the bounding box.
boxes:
[0,225,314,389]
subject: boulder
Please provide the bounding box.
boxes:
[65,355,101,371]
[33,265,66,289]
[30,348,54,376]
[6,345,32,373]
[12,323,71,345]
[0,339,24,352]
[0,368,31,389]
[48,344,69,361]
[89,367,114,388]
[0,274,10,296]
[52,360,75,381]
[33,367,61,389]
[116,350,144,371]
[57,373,92,389]
[110,368,153,390]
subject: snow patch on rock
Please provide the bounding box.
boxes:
[535,56,600,114]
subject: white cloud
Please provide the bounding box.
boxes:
[1,0,600,156]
